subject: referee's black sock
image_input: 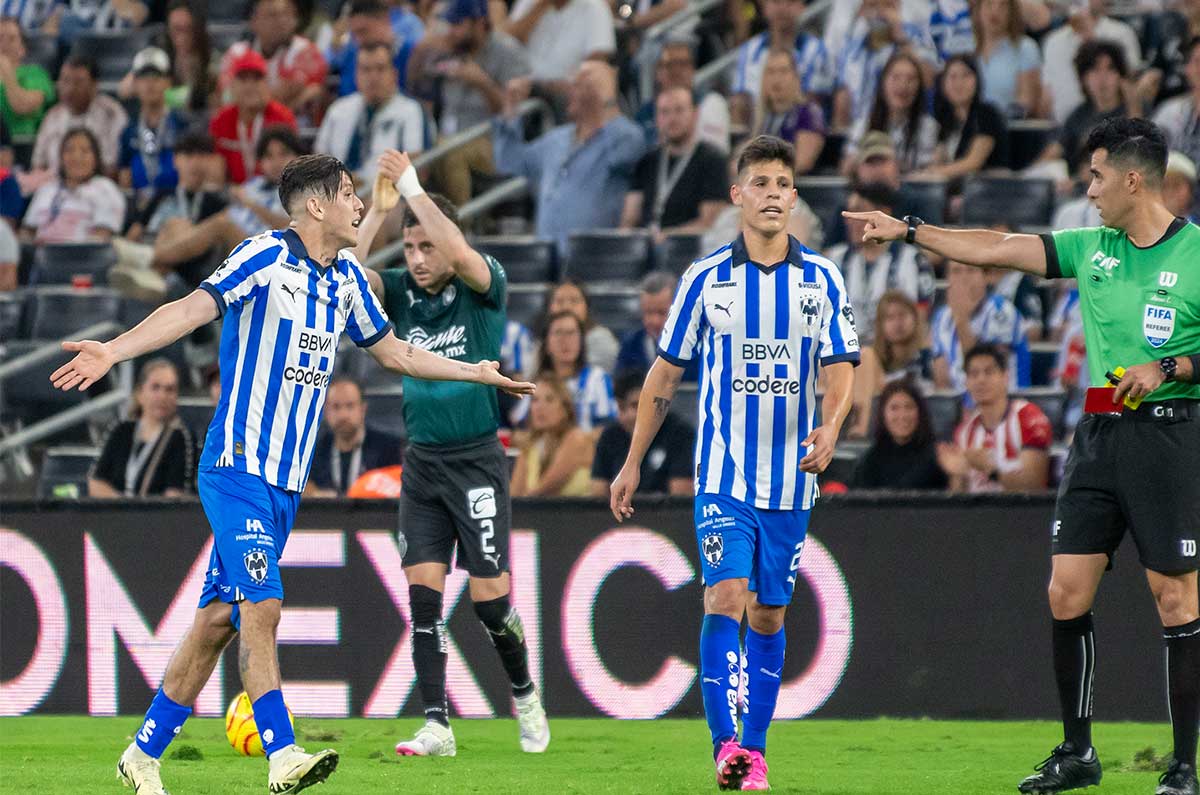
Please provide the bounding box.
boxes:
[409,585,450,728]
[1052,612,1096,753]
[474,596,535,698]
[1165,618,1200,768]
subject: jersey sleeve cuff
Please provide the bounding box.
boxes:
[1039,233,1063,279]
[357,322,394,348]
[820,352,861,367]
[199,283,226,317]
[656,347,693,367]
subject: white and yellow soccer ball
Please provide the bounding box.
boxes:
[225,691,294,757]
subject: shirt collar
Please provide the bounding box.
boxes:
[281,227,341,274]
[730,233,806,272]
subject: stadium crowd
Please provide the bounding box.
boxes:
[2,0,1198,499]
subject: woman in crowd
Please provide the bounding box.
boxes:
[545,280,620,375]
[510,373,595,497]
[88,358,195,498]
[843,52,939,175]
[755,48,826,176]
[972,0,1042,118]
[20,128,126,245]
[849,291,932,437]
[925,55,1010,182]
[851,379,948,490]
[518,311,616,433]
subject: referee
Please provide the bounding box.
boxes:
[360,151,550,757]
[845,117,1199,795]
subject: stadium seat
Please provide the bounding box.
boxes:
[811,132,845,174]
[587,288,642,338]
[364,387,407,440]
[30,242,116,286]
[1008,120,1060,172]
[1029,342,1059,387]
[23,32,60,73]
[961,177,1055,229]
[73,28,159,82]
[927,390,964,440]
[564,230,653,284]
[670,383,699,428]
[176,397,215,444]
[0,291,23,340]
[897,180,946,225]
[473,236,557,283]
[23,287,123,340]
[209,0,252,21]
[507,285,547,330]
[822,447,861,487]
[795,177,850,249]
[1013,387,1068,437]
[36,446,99,499]
[0,340,106,441]
[208,22,247,50]
[659,233,703,275]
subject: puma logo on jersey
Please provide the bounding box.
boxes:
[713,301,734,317]
[280,283,306,302]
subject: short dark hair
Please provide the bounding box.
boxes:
[1073,39,1127,83]
[256,124,307,161]
[613,369,647,403]
[349,0,388,16]
[278,154,352,215]
[871,379,935,449]
[174,130,215,155]
[402,192,459,229]
[58,127,102,180]
[62,54,99,80]
[963,342,1008,372]
[1085,116,1168,184]
[850,180,898,212]
[736,134,795,176]
[358,41,396,62]
[329,375,364,400]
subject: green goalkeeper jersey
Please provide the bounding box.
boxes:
[1043,219,1200,402]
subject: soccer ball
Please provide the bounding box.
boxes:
[225,691,294,757]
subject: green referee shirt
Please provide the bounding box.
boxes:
[1042,218,1200,401]
[379,254,507,445]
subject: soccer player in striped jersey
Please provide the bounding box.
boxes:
[50,154,533,795]
[610,135,859,791]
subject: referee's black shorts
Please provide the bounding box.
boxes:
[1053,400,1200,573]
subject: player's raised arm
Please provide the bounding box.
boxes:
[50,290,218,391]
[610,357,686,521]
[840,210,1049,276]
[380,149,493,294]
[367,334,535,395]
[348,152,406,264]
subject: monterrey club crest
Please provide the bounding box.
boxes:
[1144,304,1175,348]
[701,533,724,567]
[243,549,269,585]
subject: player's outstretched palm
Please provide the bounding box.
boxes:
[50,340,115,392]
[476,360,536,396]
[841,210,907,245]
[610,464,640,522]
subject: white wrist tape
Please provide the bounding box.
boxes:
[396,165,424,199]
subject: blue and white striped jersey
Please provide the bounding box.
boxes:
[510,363,617,432]
[731,30,833,99]
[930,292,1031,393]
[659,235,860,511]
[199,229,393,492]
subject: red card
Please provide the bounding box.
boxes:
[1083,387,1124,415]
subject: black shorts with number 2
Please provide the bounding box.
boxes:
[398,435,512,577]
[1053,407,1200,573]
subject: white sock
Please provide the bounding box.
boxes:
[125,743,154,762]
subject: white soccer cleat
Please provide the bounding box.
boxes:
[395,721,457,757]
[515,690,550,753]
[117,744,170,795]
[266,744,339,794]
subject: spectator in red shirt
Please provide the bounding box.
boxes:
[938,343,1053,493]
[218,0,329,119]
[209,49,297,184]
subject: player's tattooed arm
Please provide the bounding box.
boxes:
[652,396,672,419]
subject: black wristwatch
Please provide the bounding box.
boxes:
[1160,356,1178,383]
[903,215,925,245]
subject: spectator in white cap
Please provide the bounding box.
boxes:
[1163,150,1199,223]
[118,47,191,205]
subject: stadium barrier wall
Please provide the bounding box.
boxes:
[0,495,1170,721]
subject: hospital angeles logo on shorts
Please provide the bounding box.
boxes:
[243,548,269,585]
[701,533,724,567]
[1144,304,1176,348]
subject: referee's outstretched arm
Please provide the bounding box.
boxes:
[841,210,1049,276]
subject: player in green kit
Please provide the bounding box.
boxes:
[358,151,550,758]
[844,118,1199,795]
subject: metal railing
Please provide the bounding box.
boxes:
[0,388,128,457]
[0,321,122,384]
[642,0,726,42]
[694,0,832,92]
[410,98,552,174]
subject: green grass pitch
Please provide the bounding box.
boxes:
[0,716,1176,794]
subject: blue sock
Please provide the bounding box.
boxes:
[700,614,741,751]
[252,690,295,757]
[741,627,786,754]
[134,689,192,759]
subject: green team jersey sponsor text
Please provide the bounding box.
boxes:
[1049,221,1200,401]
[379,254,507,445]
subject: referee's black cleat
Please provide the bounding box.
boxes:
[1017,742,1102,794]
[1156,759,1199,795]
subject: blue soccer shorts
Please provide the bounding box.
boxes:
[197,468,301,629]
[694,493,810,607]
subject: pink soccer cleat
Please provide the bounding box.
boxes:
[741,750,770,790]
[715,739,752,791]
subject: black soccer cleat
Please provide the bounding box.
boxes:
[1157,759,1199,795]
[1017,742,1102,794]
